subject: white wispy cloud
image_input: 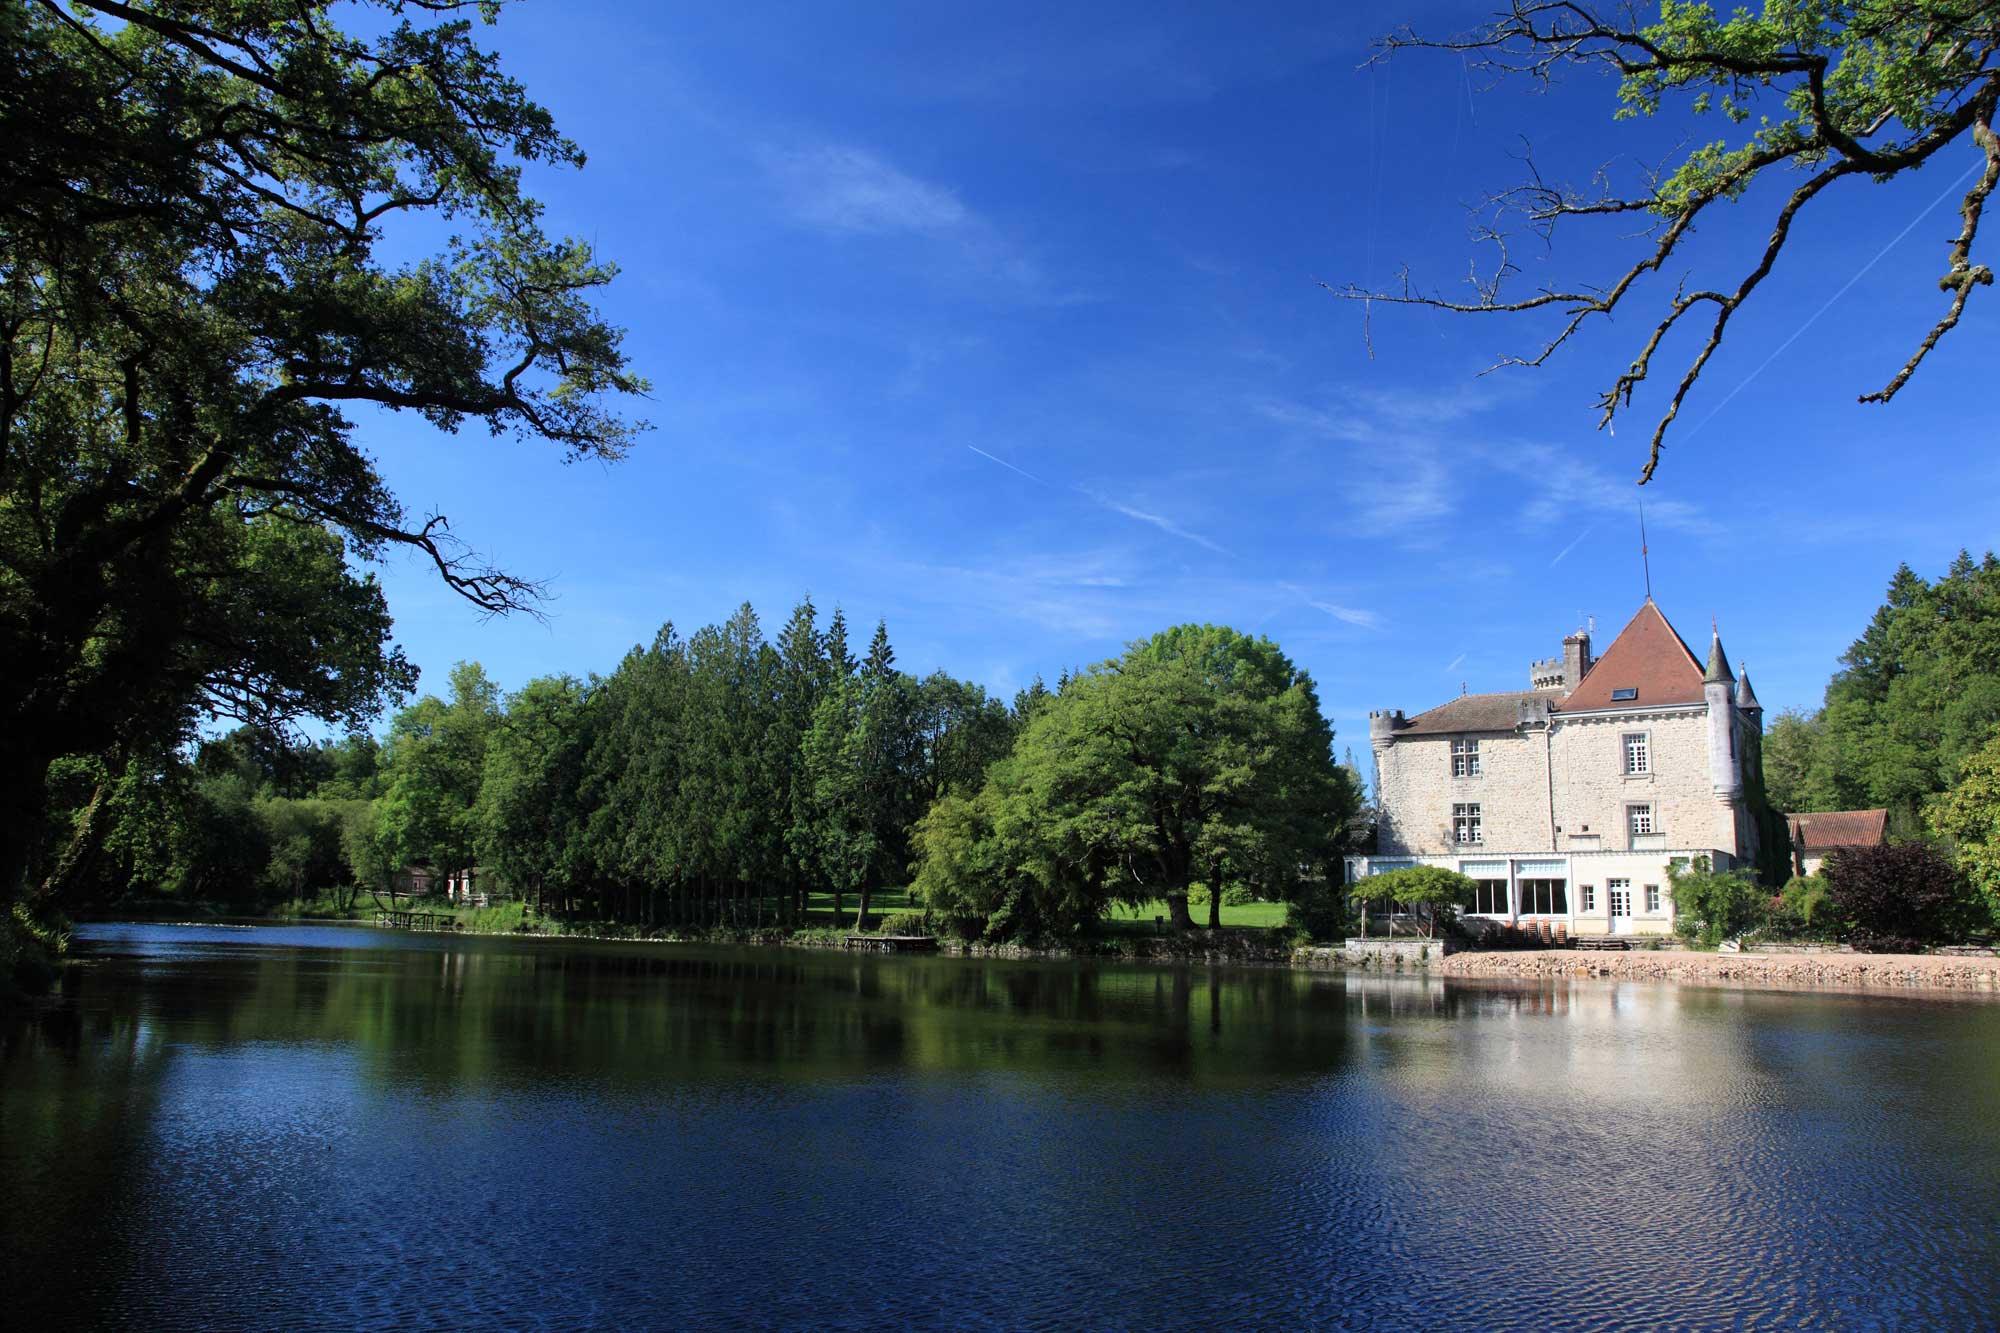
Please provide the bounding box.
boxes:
[1311,600,1382,629]
[1275,581,1382,632]
[1443,652,1467,673]
[767,145,969,234]
[763,142,1076,302]
[1091,493,1229,555]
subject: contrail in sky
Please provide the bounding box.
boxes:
[1443,652,1466,673]
[965,445,1042,484]
[1092,494,1229,555]
[1684,158,1983,440]
[1550,524,1596,567]
[967,444,1227,556]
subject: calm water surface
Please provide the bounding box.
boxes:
[5,923,2000,1330]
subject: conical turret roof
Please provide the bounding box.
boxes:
[1735,666,1761,710]
[1704,628,1734,684]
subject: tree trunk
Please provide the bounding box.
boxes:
[1206,859,1222,931]
[1166,890,1194,930]
[854,883,872,933]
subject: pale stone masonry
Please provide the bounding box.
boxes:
[1347,600,1768,938]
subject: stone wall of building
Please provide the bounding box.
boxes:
[1547,707,1736,858]
[1375,728,1553,857]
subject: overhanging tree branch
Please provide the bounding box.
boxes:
[1340,1,2000,481]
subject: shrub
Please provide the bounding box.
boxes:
[1189,882,1259,908]
[1286,881,1349,943]
[4,902,67,998]
[1761,874,1831,940]
[1357,866,1473,939]
[1824,842,1976,951]
[1669,856,1759,946]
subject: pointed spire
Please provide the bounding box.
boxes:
[1735,664,1760,711]
[1704,622,1735,684]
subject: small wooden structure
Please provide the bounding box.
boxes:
[842,934,938,953]
[1574,937,1630,952]
[374,909,462,932]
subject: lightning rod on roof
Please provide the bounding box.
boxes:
[1638,500,1653,602]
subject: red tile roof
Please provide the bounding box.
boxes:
[1397,689,1566,736]
[1786,809,1889,850]
[1558,600,1707,712]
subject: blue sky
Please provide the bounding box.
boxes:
[358,0,1997,754]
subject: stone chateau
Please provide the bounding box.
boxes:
[1345,600,1782,938]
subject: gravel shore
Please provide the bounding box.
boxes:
[1436,948,2000,993]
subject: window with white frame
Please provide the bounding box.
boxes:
[1452,803,1483,844]
[1627,804,1655,840]
[1580,884,1596,912]
[1451,738,1481,778]
[1623,731,1650,775]
[1645,884,1662,913]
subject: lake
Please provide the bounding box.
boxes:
[4,923,1999,1330]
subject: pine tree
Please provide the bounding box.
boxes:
[825,609,857,679]
[864,619,896,681]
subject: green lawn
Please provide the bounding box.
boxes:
[802,888,921,930]
[268,886,1290,937]
[1105,898,1291,929]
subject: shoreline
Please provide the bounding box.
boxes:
[69,913,2000,997]
[1434,947,2000,993]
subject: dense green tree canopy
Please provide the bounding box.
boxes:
[1346,1,2000,480]
[914,625,1353,940]
[1928,729,2000,923]
[1765,551,2000,818]
[2,0,644,906]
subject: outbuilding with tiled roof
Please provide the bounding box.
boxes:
[1785,809,1889,876]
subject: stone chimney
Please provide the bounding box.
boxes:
[1563,631,1593,689]
[1530,630,1593,691]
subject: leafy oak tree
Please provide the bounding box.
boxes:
[2,3,644,947]
[374,663,503,885]
[1342,1,2000,480]
[913,625,1347,940]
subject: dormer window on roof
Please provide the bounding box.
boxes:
[1611,687,1639,701]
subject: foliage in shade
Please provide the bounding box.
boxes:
[3,1,644,935]
[37,599,1029,935]
[1824,841,1979,951]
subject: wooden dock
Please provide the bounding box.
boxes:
[374,909,462,932]
[842,934,939,953]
